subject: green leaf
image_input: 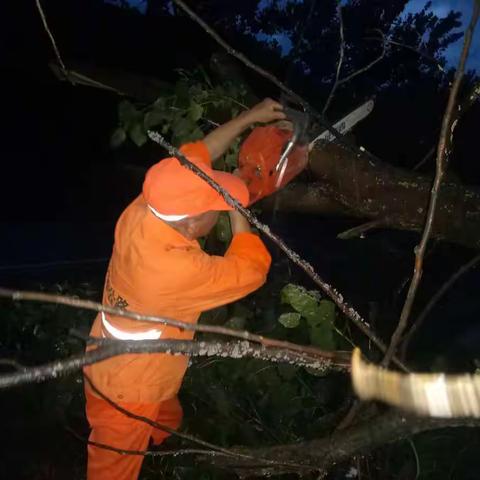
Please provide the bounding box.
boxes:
[188,101,204,122]
[215,212,232,244]
[143,109,167,128]
[281,284,319,318]
[308,300,336,325]
[110,128,126,148]
[128,123,147,147]
[278,312,301,328]
[172,116,194,143]
[118,100,139,126]
[309,321,335,350]
[305,300,336,350]
[186,127,204,142]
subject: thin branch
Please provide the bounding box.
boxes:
[83,374,312,472]
[146,131,407,372]
[400,252,480,358]
[337,29,388,86]
[67,427,217,458]
[172,0,384,166]
[35,0,72,83]
[84,373,236,456]
[337,219,384,240]
[323,3,345,115]
[413,145,436,171]
[0,287,347,365]
[0,337,345,389]
[382,3,480,366]
[408,438,421,480]
[366,36,446,74]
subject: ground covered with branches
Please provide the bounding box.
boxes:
[2,0,480,478]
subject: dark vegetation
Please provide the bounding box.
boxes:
[1,0,480,478]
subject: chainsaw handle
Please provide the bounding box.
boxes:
[282,106,309,145]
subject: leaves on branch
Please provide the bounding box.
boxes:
[278,312,302,328]
[110,127,126,148]
[279,284,337,350]
[281,284,320,318]
[112,70,248,160]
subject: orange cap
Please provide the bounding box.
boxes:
[143,141,249,218]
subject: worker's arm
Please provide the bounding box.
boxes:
[164,232,271,313]
[203,98,286,161]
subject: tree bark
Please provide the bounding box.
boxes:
[263,143,480,249]
[205,411,480,476]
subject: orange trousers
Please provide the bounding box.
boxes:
[85,389,183,480]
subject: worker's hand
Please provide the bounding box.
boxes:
[242,98,286,125]
[229,210,251,235]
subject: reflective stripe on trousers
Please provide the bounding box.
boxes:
[101,312,163,340]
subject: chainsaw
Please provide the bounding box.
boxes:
[238,99,374,204]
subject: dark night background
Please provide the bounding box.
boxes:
[1,0,480,478]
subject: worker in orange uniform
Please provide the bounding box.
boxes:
[83,98,286,480]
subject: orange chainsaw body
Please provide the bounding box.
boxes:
[238,126,308,205]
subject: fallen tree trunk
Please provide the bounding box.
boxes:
[205,411,480,476]
[263,143,480,249]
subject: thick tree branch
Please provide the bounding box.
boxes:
[383,3,480,366]
[147,131,407,371]
[353,348,480,418]
[280,149,480,249]
[0,337,346,390]
[0,287,348,365]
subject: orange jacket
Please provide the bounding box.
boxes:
[84,143,271,404]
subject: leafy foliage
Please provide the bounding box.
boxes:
[278,311,301,328]
[279,283,337,350]
[111,70,249,173]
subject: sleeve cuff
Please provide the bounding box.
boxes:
[227,232,272,273]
